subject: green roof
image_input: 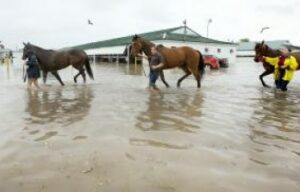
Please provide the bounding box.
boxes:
[72,26,234,50]
[238,40,300,51]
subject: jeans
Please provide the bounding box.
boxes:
[149,70,159,87]
[275,69,290,91]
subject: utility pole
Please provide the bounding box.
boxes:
[207,19,212,38]
[183,19,187,41]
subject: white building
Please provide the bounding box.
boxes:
[237,40,300,57]
[73,26,237,64]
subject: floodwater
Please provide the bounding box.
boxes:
[0,54,300,192]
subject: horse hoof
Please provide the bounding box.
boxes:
[263,85,271,88]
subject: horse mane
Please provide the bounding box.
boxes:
[132,35,155,45]
[156,44,165,51]
[255,42,282,57]
[266,45,282,57]
[132,34,140,41]
[28,43,55,53]
[254,43,261,50]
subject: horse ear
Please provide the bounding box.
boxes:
[261,40,265,45]
[133,34,139,41]
[23,42,27,46]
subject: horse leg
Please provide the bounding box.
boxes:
[177,65,191,88]
[193,69,201,88]
[74,67,86,83]
[74,70,81,83]
[196,73,201,88]
[43,71,48,84]
[260,70,273,88]
[51,71,65,86]
[159,70,169,88]
[187,65,201,88]
[81,68,86,83]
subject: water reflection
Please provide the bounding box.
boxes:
[135,90,204,133]
[248,89,300,164]
[24,86,94,126]
[0,62,12,80]
[249,90,300,144]
[129,138,191,150]
[118,63,145,76]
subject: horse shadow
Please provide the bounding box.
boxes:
[24,85,94,126]
[135,90,204,133]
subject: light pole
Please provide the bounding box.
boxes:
[260,26,270,34]
[207,19,212,38]
[183,19,187,41]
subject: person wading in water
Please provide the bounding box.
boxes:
[138,46,165,92]
[261,48,298,92]
[25,51,42,90]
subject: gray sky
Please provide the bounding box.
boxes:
[1,0,299,49]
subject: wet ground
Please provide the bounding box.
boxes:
[0,55,300,192]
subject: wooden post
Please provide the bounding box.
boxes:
[134,57,137,74]
[93,55,96,67]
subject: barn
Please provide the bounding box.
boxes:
[72,25,237,64]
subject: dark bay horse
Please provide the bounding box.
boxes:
[131,35,205,88]
[22,43,94,86]
[254,41,300,87]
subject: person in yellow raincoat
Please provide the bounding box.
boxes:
[262,48,298,92]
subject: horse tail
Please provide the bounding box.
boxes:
[85,58,94,80]
[197,51,205,79]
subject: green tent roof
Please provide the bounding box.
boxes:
[72,26,234,50]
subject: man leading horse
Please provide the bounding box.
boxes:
[131,35,205,89]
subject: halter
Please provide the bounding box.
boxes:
[132,37,153,57]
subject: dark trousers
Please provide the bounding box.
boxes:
[275,80,289,92]
[149,70,159,87]
[275,69,289,92]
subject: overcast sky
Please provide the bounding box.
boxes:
[0,0,299,49]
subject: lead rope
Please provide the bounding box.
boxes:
[23,62,27,83]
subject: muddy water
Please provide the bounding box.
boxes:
[0,55,299,192]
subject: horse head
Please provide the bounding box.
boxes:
[131,35,143,57]
[254,41,268,62]
[22,42,34,60]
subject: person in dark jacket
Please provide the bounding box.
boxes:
[149,46,164,91]
[26,51,41,89]
[138,46,165,92]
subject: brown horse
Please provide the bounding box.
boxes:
[131,35,205,88]
[254,41,300,87]
[22,43,94,86]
